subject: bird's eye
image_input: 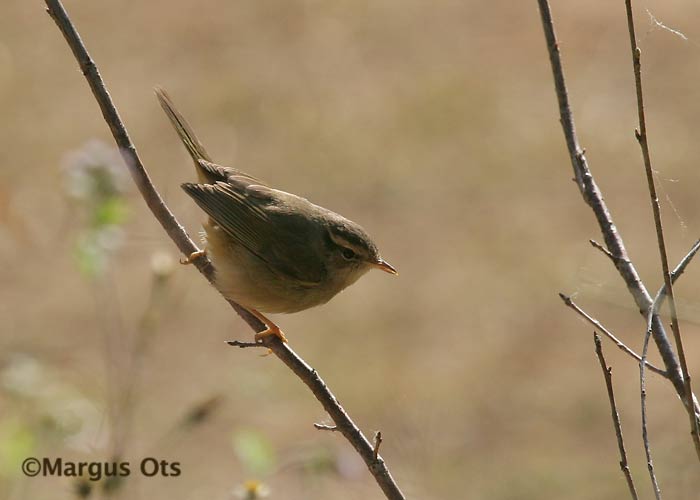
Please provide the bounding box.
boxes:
[341,248,356,260]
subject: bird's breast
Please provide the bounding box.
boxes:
[203,222,336,314]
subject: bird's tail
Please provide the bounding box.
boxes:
[154,87,213,179]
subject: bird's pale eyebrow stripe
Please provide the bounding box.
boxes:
[328,227,367,252]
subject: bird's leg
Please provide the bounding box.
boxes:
[180,248,207,265]
[248,308,288,343]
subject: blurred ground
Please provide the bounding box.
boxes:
[2,1,700,499]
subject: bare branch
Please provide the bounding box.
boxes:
[536,0,685,399]
[559,294,666,377]
[636,239,700,496]
[593,334,639,500]
[624,0,700,460]
[43,1,405,498]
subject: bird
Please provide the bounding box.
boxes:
[155,87,397,343]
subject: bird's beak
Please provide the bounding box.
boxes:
[372,259,398,275]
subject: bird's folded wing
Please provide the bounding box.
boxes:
[182,180,325,287]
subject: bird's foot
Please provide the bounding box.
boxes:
[180,249,207,265]
[247,308,288,344]
[254,326,288,344]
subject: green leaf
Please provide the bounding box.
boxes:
[232,429,275,475]
[93,197,128,228]
[0,418,35,477]
[74,236,103,278]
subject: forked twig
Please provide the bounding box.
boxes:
[536,0,686,401]
[593,334,639,500]
[538,0,700,491]
[43,1,405,498]
[637,239,700,498]
[623,0,700,461]
[559,294,666,377]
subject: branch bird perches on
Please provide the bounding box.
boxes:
[43,1,406,498]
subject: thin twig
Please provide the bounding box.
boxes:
[652,239,700,313]
[373,431,383,461]
[536,0,686,400]
[559,294,666,377]
[636,239,700,498]
[671,239,700,276]
[641,309,663,499]
[593,333,639,500]
[623,0,700,461]
[225,340,266,349]
[43,2,405,498]
[590,239,617,264]
[314,423,339,432]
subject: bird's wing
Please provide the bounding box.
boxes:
[196,159,265,186]
[182,178,326,286]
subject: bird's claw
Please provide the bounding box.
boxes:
[180,249,207,265]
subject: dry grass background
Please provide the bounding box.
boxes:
[3,1,700,499]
